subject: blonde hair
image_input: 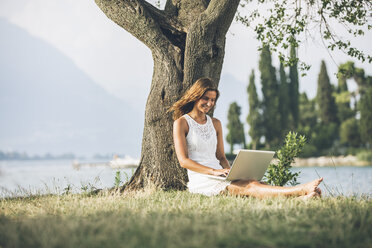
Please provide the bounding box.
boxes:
[169,77,220,120]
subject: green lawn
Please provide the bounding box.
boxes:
[1,190,371,248]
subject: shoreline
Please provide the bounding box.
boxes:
[290,155,371,167]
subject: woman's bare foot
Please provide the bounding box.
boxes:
[301,178,323,195]
[298,191,318,200]
[315,187,322,197]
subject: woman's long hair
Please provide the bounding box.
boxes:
[169,77,220,120]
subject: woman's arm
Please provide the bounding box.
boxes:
[212,118,231,169]
[173,117,229,176]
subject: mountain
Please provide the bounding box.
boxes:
[0,18,142,157]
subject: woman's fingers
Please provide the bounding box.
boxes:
[221,168,229,176]
[214,168,230,177]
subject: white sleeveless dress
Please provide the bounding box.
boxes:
[183,114,231,196]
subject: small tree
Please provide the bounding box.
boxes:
[259,46,280,148]
[317,60,338,124]
[340,118,361,148]
[288,45,299,129]
[360,87,372,148]
[298,93,317,135]
[278,62,290,137]
[226,102,245,154]
[335,91,355,124]
[310,123,339,152]
[247,70,262,150]
[335,61,356,123]
[297,93,318,157]
[264,132,306,186]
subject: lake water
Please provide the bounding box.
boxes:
[1,160,371,198]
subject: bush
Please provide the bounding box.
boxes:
[300,144,318,158]
[356,150,372,162]
[340,118,361,147]
[264,132,306,186]
[310,123,339,151]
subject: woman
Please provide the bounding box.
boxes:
[170,77,322,198]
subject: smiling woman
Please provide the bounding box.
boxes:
[169,77,323,198]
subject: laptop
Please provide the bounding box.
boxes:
[206,149,275,181]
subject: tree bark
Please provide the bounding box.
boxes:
[95,0,240,190]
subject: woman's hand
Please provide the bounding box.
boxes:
[211,168,230,177]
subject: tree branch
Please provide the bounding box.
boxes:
[182,0,240,87]
[95,0,185,52]
[203,0,240,34]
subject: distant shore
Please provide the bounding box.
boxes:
[290,155,371,167]
[1,155,371,167]
[226,154,371,167]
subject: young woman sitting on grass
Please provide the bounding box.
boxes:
[170,77,323,199]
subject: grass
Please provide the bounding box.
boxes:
[1,189,372,248]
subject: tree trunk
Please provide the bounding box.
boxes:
[95,0,240,190]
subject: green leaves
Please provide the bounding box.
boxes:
[114,170,122,188]
[264,131,306,186]
[227,102,246,153]
[236,0,372,73]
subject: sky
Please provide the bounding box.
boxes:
[0,0,371,156]
[1,0,371,110]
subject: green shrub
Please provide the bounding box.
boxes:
[264,132,306,186]
[356,150,372,162]
[340,118,361,147]
[310,122,339,151]
[300,144,318,158]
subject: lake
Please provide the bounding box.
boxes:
[1,160,371,198]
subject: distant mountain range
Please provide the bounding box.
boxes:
[0,18,142,157]
[0,17,250,157]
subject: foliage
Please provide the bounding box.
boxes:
[288,45,299,128]
[335,61,357,123]
[359,86,372,146]
[337,61,353,92]
[356,150,372,162]
[247,70,262,150]
[334,91,355,123]
[278,62,290,136]
[114,171,122,188]
[225,153,237,162]
[237,0,372,72]
[63,184,72,195]
[264,132,306,186]
[317,60,338,124]
[297,93,317,135]
[259,46,281,148]
[340,118,361,148]
[299,144,319,158]
[310,122,339,152]
[226,102,246,153]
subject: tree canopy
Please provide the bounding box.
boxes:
[237,0,372,71]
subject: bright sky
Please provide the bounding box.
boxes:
[1,0,371,113]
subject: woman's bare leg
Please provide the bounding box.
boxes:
[227,178,323,198]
